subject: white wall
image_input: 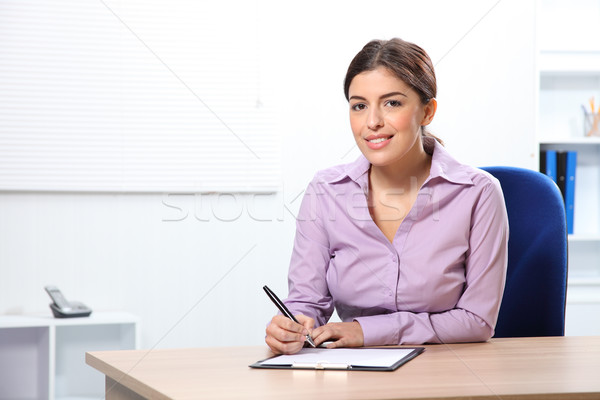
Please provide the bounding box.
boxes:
[0,0,537,349]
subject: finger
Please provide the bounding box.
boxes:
[312,322,340,338]
[311,325,325,338]
[326,338,345,349]
[279,341,305,355]
[265,334,304,355]
[265,323,307,345]
[267,317,309,343]
[295,314,315,333]
[311,327,335,346]
[265,334,283,354]
[325,331,363,348]
[267,324,307,343]
[272,315,308,334]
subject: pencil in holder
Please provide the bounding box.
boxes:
[584,109,600,137]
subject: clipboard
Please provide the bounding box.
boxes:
[250,347,424,371]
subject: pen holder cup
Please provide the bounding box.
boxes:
[584,111,600,137]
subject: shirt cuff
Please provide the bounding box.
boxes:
[354,313,399,346]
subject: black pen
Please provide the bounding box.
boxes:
[263,285,316,348]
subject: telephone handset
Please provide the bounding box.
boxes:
[44,285,92,318]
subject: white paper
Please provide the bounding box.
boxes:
[259,347,415,368]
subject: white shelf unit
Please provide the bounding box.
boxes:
[0,311,139,400]
[538,48,600,336]
[539,51,600,76]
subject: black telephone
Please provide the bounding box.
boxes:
[44,285,92,318]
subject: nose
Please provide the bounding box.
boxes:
[367,107,384,130]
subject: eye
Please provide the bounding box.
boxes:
[385,99,402,107]
[351,103,367,112]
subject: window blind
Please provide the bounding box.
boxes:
[0,0,279,193]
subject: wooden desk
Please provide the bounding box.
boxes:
[86,336,600,400]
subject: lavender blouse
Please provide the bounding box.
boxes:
[284,138,509,345]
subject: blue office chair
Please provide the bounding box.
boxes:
[481,166,568,337]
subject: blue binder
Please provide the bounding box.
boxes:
[565,151,577,234]
[544,150,557,182]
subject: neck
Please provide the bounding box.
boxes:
[369,135,432,191]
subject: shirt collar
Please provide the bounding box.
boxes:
[425,137,474,186]
[326,154,370,190]
[324,136,473,188]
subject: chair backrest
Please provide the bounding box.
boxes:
[481,166,568,337]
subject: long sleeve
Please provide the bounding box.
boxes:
[284,179,335,327]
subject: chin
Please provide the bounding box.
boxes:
[363,153,396,167]
[357,145,395,164]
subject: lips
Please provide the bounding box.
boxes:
[364,134,393,150]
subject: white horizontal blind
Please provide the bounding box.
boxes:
[0,0,279,192]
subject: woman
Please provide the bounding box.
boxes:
[266,38,508,355]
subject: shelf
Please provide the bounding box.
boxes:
[538,1,600,336]
[0,325,50,400]
[50,311,140,326]
[541,138,600,145]
[56,397,98,400]
[0,312,138,400]
[569,234,600,242]
[567,265,600,304]
[569,277,600,286]
[0,314,57,328]
[11,311,141,326]
[567,278,600,304]
[540,51,600,76]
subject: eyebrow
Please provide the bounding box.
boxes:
[349,91,408,101]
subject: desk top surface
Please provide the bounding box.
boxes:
[86,336,600,400]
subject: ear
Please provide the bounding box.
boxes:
[421,98,437,126]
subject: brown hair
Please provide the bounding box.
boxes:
[344,38,442,144]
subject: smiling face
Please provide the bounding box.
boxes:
[348,67,436,169]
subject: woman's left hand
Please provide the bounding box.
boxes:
[311,321,364,348]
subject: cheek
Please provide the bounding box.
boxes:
[386,111,421,132]
[349,114,364,137]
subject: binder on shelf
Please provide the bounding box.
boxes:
[540,149,577,235]
[565,151,577,235]
[556,151,567,200]
[540,150,546,175]
[542,150,557,182]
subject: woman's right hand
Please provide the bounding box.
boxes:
[265,314,315,355]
